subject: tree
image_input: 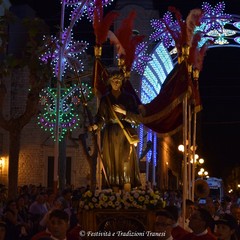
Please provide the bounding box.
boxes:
[0,12,53,199]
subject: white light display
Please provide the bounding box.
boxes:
[139,43,174,165]
[234,36,240,45]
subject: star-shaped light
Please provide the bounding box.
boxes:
[201,1,232,34]
[67,0,114,23]
[132,42,152,75]
[149,11,178,48]
[40,28,88,77]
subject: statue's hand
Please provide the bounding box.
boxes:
[88,124,98,132]
[113,104,126,115]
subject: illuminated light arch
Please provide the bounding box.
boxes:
[139,43,174,167]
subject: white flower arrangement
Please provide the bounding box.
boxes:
[79,188,163,210]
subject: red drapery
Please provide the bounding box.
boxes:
[141,61,194,136]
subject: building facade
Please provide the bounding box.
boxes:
[0,1,182,191]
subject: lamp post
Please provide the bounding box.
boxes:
[198,168,209,179]
[0,157,4,182]
[178,144,206,200]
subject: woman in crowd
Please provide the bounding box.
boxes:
[3,200,23,240]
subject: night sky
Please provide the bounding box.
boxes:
[9,0,240,181]
[198,47,240,180]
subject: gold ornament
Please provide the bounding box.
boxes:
[193,69,200,80]
[94,46,102,58]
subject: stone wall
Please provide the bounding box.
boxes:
[17,115,92,188]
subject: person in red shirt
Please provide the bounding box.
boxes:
[67,209,83,240]
[36,209,69,240]
[181,208,217,240]
[31,228,51,240]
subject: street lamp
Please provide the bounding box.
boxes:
[0,158,3,171]
[178,143,200,203]
[190,154,199,164]
[0,157,4,181]
[198,168,208,178]
[178,144,204,167]
[199,158,204,164]
[178,144,184,152]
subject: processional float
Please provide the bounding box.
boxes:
[39,0,233,231]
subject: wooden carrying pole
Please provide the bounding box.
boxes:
[191,111,197,200]
[188,104,192,200]
[182,95,188,229]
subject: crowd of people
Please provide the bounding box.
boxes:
[0,184,86,240]
[0,183,240,240]
[156,196,240,240]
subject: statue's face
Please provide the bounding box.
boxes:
[110,77,122,90]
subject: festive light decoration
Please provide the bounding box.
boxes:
[71,95,81,105]
[201,1,232,33]
[197,36,214,48]
[40,34,88,77]
[153,132,157,167]
[233,22,240,45]
[66,0,114,22]
[40,0,114,78]
[38,83,93,141]
[234,37,240,45]
[148,2,236,54]
[39,0,114,141]
[233,22,240,30]
[146,130,152,163]
[196,2,237,47]
[149,12,177,47]
[206,28,236,37]
[139,43,174,159]
[132,42,152,75]
[206,26,236,45]
[214,36,229,45]
[138,1,239,170]
[38,0,239,145]
[141,43,173,105]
